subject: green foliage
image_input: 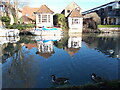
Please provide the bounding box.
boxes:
[11,8,17,23]
[7,23,35,30]
[18,36,36,44]
[51,80,120,89]
[98,25,120,28]
[53,14,68,30]
[1,16,11,26]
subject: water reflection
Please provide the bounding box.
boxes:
[34,36,61,58]
[82,33,120,59]
[65,34,82,56]
[2,33,120,88]
[0,36,20,45]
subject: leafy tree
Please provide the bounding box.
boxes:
[1,16,11,26]
[53,14,68,30]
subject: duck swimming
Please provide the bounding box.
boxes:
[91,73,102,83]
[51,75,69,84]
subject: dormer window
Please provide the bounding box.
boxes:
[67,10,70,13]
[26,14,29,16]
[76,7,80,12]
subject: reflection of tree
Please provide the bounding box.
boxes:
[2,36,37,88]
[54,35,69,49]
[54,35,81,56]
[82,34,120,59]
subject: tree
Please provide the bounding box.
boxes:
[53,14,68,30]
[1,16,10,26]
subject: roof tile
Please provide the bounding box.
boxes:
[36,4,54,13]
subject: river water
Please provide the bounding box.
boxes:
[1,33,120,88]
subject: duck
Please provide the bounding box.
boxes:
[91,73,103,83]
[51,75,69,84]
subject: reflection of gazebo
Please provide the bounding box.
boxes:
[64,48,80,56]
[36,51,55,59]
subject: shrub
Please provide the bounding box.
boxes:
[1,16,10,26]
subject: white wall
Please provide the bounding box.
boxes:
[68,17,83,33]
[18,11,22,19]
[36,13,53,27]
[9,12,14,25]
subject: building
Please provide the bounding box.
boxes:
[83,0,120,25]
[68,9,83,32]
[21,6,39,24]
[35,5,54,28]
[0,2,5,17]
[61,2,82,17]
[61,2,83,31]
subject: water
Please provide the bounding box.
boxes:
[1,33,120,88]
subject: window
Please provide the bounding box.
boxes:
[38,14,41,23]
[67,10,70,13]
[42,15,47,23]
[72,19,80,24]
[48,15,50,22]
[26,14,29,16]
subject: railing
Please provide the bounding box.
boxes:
[108,11,120,17]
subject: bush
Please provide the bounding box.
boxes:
[53,14,68,30]
[1,16,10,26]
[7,23,35,30]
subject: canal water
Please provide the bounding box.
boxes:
[1,33,120,88]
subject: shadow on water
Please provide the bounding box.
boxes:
[1,33,120,88]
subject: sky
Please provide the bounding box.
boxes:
[25,0,114,13]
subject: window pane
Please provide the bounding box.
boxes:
[42,15,47,23]
[39,14,41,23]
[72,19,80,24]
[48,15,50,22]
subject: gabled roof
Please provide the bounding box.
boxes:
[36,4,54,13]
[65,2,81,10]
[68,9,82,17]
[21,15,34,22]
[22,6,39,20]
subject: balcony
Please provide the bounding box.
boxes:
[108,11,120,17]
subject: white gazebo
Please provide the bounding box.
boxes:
[35,5,54,28]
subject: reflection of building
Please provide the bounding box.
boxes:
[69,28,82,34]
[36,40,54,59]
[64,34,82,56]
[68,37,82,48]
[34,36,62,58]
[0,36,20,45]
[37,41,54,53]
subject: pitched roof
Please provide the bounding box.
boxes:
[68,9,82,17]
[36,4,54,13]
[65,2,81,10]
[22,6,39,20]
[21,15,35,23]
